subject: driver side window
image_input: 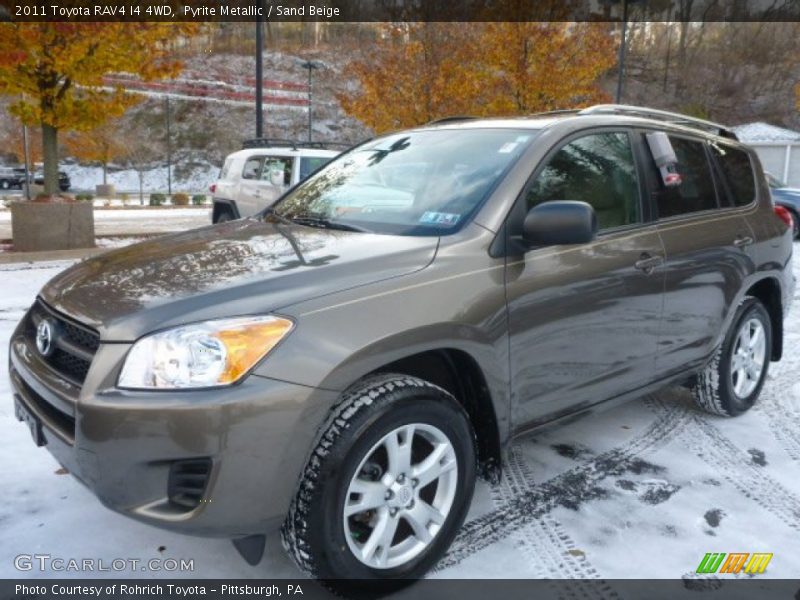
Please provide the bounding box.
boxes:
[527,132,641,230]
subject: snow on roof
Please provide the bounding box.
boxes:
[732,121,800,143]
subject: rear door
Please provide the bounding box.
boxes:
[644,132,755,378]
[237,155,265,217]
[506,129,666,428]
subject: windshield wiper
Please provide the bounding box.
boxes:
[290,215,369,233]
[263,207,295,227]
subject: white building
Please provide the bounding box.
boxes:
[733,122,800,187]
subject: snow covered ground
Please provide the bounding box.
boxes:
[0,207,211,240]
[60,164,220,195]
[0,245,799,584]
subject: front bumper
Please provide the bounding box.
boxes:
[9,318,338,538]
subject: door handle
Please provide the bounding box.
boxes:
[733,235,754,248]
[634,253,664,274]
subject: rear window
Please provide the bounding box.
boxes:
[219,158,234,180]
[710,143,756,207]
[652,136,718,219]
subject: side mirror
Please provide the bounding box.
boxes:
[523,200,598,246]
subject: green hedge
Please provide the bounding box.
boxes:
[149,193,166,206]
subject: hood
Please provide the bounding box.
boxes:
[41,218,438,340]
[772,187,800,205]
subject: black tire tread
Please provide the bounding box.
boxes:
[281,372,460,579]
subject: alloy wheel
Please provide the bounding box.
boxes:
[343,423,458,569]
[730,317,767,399]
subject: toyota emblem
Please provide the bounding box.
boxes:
[36,319,55,357]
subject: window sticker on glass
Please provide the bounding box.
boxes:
[420,211,461,226]
[498,142,518,154]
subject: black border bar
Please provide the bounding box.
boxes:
[2,0,800,23]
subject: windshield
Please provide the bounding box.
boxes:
[268,128,538,235]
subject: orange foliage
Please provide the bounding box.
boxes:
[0,22,198,130]
[338,23,616,133]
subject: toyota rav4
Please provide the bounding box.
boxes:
[9,105,794,590]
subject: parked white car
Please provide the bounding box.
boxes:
[210,140,343,223]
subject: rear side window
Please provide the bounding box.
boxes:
[527,132,640,230]
[242,157,264,180]
[710,143,756,207]
[653,136,718,218]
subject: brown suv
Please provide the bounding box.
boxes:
[9,105,795,589]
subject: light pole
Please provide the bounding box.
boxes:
[165,95,172,197]
[255,5,265,138]
[299,60,322,142]
[22,123,31,201]
[615,0,629,103]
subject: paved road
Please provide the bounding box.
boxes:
[0,207,211,239]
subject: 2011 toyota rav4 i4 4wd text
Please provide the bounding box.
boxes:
[9,105,795,589]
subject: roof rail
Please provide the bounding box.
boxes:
[527,109,582,118]
[426,116,478,125]
[241,138,352,151]
[577,104,738,140]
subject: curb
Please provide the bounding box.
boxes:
[0,246,107,265]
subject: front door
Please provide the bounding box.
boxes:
[505,130,666,429]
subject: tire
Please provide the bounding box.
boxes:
[214,209,232,224]
[0,179,9,190]
[282,373,477,592]
[692,297,772,417]
[790,208,800,240]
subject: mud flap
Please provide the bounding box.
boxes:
[232,534,266,566]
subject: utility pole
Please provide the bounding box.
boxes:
[615,0,629,103]
[299,60,321,142]
[22,123,31,201]
[255,5,264,138]
[165,95,172,197]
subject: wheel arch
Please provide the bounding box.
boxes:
[367,348,503,484]
[212,198,240,223]
[744,276,783,361]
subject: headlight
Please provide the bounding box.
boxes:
[118,316,294,390]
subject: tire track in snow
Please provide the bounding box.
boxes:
[491,443,619,598]
[435,398,690,571]
[658,395,800,533]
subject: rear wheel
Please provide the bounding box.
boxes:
[214,207,233,224]
[790,208,800,239]
[692,297,771,417]
[0,179,9,190]
[282,374,476,592]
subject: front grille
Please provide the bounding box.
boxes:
[12,367,76,443]
[26,299,100,385]
[168,459,213,511]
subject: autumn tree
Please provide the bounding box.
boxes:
[338,22,615,133]
[0,23,198,195]
[64,122,128,185]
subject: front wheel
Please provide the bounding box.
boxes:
[692,297,771,417]
[282,374,476,590]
